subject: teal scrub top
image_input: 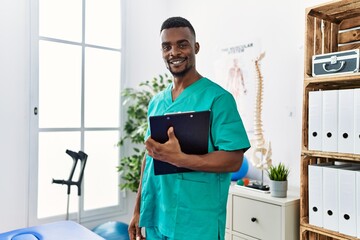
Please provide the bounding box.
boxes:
[139,78,250,240]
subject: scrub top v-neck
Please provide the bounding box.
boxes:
[139,77,250,240]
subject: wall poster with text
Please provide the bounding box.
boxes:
[214,39,262,133]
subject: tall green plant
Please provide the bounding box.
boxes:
[117,74,172,192]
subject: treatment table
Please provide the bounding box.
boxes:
[0,221,104,240]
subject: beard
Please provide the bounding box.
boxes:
[169,65,192,77]
[166,56,193,78]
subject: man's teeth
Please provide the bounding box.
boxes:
[171,59,184,64]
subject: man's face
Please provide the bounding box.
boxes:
[160,27,199,77]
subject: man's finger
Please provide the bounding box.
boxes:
[128,226,136,240]
[145,137,158,150]
[135,226,142,240]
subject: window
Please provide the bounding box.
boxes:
[29,0,124,225]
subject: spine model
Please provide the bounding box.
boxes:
[251,52,272,170]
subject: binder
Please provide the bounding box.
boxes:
[308,91,323,150]
[357,171,360,239]
[322,164,352,232]
[338,89,354,154]
[308,162,333,227]
[355,88,360,154]
[322,90,338,152]
[338,167,360,237]
[149,110,210,175]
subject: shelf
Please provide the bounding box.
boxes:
[300,221,359,240]
[302,1,360,240]
[307,0,360,24]
[301,150,360,162]
[304,73,360,90]
[303,0,360,77]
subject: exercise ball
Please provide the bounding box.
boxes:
[92,221,129,240]
[231,156,249,181]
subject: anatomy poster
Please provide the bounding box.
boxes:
[214,40,261,133]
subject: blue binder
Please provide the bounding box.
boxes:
[149,110,210,175]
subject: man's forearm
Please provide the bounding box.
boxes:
[176,150,244,173]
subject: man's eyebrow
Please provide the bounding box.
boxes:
[177,39,189,44]
[161,39,189,46]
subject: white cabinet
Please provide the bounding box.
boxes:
[226,185,300,240]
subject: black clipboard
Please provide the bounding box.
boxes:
[149,110,210,175]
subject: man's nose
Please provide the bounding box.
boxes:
[170,46,180,56]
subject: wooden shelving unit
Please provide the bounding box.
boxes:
[301,1,360,239]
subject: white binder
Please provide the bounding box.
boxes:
[308,91,323,150]
[338,167,360,237]
[355,88,360,154]
[357,171,360,239]
[308,162,332,227]
[322,164,352,232]
[338,89,354,154]
[322,90,338,152]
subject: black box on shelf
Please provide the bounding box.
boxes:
[312,49,360,77]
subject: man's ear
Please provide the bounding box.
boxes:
[195,42,200,54]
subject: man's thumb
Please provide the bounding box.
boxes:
[167,126,175,138]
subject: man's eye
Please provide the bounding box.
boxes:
[179,43,188,48]
[162,45,171,51]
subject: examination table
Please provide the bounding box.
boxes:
[0,220,105,240]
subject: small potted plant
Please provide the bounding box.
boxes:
[267,162,290,198]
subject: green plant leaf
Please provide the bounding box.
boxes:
[266,162,290,181]
[117,73,172,192]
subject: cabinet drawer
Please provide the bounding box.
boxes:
[232,195,281,239]
[232,236,243,240]
[232,235,256,240]
[232,234,258,240]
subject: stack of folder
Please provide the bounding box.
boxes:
[308,162,360,238]
[308,88,360,154]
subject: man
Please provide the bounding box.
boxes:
[128,16,250,240]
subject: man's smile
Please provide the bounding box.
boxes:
[169,57,186,66]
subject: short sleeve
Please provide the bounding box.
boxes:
[211,93,250,152]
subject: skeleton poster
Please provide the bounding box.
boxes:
[214,40,261,133]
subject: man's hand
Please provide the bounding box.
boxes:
[128,213,145,240]
[145,127,184,167]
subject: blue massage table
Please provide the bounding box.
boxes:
[0,221,105,240]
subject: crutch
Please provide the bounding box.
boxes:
[52,149,88,223]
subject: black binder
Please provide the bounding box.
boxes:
[149,110,210,175]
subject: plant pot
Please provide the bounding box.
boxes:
[269,180,288,198]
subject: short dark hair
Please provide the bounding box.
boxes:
[160,17,196,38]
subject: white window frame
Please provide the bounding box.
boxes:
[29,0,127,226]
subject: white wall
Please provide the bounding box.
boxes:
[122,0,169,89]
[0,0,30,232]
[125,0,331,188]
[0,0,330,233]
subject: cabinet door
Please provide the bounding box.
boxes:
[225,231,230,240]
[232,196,281,240]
